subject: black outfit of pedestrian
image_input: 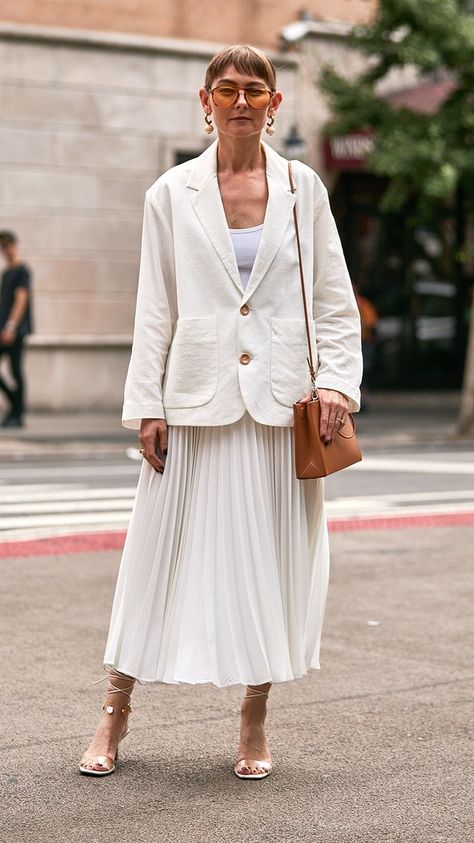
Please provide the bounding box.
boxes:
[0,263,33,424]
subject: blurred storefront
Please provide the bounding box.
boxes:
[283,22,470,392]
[323,82,468,391]
[329,168,467,390]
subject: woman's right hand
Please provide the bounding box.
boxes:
[139,418,168,473]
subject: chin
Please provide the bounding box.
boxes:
[222,123,261,137]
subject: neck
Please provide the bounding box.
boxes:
[216,134,265,174]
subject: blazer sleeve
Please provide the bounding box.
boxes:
[312,187,363,413]
[122,188,177,429]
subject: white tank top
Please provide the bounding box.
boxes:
[229,223,263,290]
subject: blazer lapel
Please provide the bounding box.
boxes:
[188,140,244,294]
[241,142,296,304]
[187,138,296,301]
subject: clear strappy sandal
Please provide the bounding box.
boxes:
[234,686,273,780]
[79,668,134,777]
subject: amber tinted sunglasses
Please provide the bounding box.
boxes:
[208,85,275,110]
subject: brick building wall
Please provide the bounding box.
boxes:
[0,1,376,48]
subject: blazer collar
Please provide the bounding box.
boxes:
[187,139,296,302]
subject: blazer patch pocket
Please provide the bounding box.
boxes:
[163,315,218,408]
[270,317,315,407]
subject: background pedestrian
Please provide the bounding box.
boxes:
[0,230,33,427]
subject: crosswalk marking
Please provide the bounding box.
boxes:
[325,488,474,519]
[0,510,132,530]
[0,483,136,504]
[1,451,473,542]
[1,481,474,542]
[0,464,140,480]
[0,481,137,540]
[0,499,134,516]
[326,500,474,520]
[351,457,474,474]
[1,454,473,482]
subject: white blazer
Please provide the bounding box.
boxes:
[122,139,362,429]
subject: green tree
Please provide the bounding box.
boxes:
[320,0,474,433]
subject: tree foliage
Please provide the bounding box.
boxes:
[320,0,474,217]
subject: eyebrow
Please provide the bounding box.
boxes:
[214,78,267,87]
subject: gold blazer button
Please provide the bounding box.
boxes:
[240,304,250,315]
[239,352,251,365]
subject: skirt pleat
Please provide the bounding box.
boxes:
[104,411,330,687]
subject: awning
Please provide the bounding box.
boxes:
[323,79,457,171]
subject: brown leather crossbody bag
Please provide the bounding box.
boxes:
[288,161,362,479]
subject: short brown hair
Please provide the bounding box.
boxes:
[0,230,17,247]
[204,44,276,92]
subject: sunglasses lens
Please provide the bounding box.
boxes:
[246,90,272,108]
[212,87,272,109]
[212,87,238,107]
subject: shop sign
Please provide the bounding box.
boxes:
[324,130,374,170]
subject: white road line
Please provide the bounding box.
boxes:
[1,454,473,481]
[0,499,134,515]
[326,502,474,519]
[351,457,474,474]
[326,490,474,513]
[3,500,473,526]
[333,489,474,502]
[0,464,140,480]
[0,487,137,504]
[0,524,127,541]
[0,511,131,530]
[0,483,88,494]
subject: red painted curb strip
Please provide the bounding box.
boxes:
[1,511,474,558]
[328,511,474,531]
[0,530,126,558]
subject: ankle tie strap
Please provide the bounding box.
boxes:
[244,685,269,700]
[93,666,135,696]
[93,666,135,716]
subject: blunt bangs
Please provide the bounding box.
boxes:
[204,45,276,91]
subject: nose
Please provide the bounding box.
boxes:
[235,90,247,107]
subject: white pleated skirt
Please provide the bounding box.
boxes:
[104,411,330,688]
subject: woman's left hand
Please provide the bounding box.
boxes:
[299,388,349,445]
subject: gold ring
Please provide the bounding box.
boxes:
[336,417,344,423]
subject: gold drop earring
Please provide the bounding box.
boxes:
[204,112,214,134]
[266,114,275,136]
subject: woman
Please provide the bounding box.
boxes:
[79,44,362,780]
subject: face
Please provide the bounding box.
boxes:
[199,64,282,139]
[0,242,17,263]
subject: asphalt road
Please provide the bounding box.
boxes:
[1,399,473,842]
[1,524,472,843]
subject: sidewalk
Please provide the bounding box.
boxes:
[1,523,472,842]
[0,391,468,459]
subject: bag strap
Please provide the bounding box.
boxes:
[288,160,317,398]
